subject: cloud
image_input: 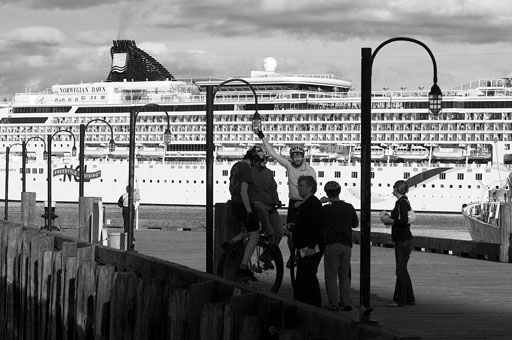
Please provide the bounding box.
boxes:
[141,0,512,44]
[8,26,66,46]
[1,0,125,10]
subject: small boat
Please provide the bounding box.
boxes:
[462,178,511,244]
[394,145,429,161]
[466,147,492,161]
[351,145,386,161]
[432,146,465,161]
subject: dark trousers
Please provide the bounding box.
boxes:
[393,240,415,305]
[122,207,129,230]
[293,251,323,307]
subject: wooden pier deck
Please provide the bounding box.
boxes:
[58,228,512,340]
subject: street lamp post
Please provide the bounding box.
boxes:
[22,136,48,192]
[4,143,23,220]
[360,37,442,322]
[46,130,77,231]
[205,78,260,274]
[79,119,116,197]
[128,104,172,250]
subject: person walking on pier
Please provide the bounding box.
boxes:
[255,129,316,267]
[320,181,359,312]
[292,175,324,307]
[380,180,416,307]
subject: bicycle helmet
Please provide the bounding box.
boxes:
[289,145,305,156]
[244,145,266,165]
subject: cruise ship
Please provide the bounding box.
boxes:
[1,39,512,213]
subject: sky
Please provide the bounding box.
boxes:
[0,0,512,100]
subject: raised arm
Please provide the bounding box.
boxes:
[260,136,290,168]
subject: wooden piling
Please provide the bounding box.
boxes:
[21,192,37,229]
[214,202,240,274]
[499,202,512,262]
[78,197,101,242]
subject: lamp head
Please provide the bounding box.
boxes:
[109,138,116,152]
[43,150,48,160]
[163,127,172,144]
[71,145,77,157]
[252,111,262,133]
[429,83,442,116]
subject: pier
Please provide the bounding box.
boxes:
[1,200,512,339]
[52,225,512,340]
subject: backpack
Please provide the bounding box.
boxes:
[117,195,124,208]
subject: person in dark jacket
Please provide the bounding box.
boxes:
[380,180,416,307]
[292,175,324,307]
[321,181,359,311]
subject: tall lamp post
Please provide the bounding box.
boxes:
[47,130,77,230]
[205,78,260,274]
[359,37,442,322]
[128,103,172,250]
[4,143,23,220]
[79,119,116,197]
[22,136,48,192]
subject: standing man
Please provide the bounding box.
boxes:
[224,146,263,278]
[292,176,324,307]
[321,181,359,312]
[255,129,316,266]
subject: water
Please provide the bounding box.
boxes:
[2,201,468,238]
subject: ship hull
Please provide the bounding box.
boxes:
[1,158,510,213]
[462,203,500,243]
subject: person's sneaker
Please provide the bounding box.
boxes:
[237,268,258,281]
[286,257,294,269]
[260,256,275,270]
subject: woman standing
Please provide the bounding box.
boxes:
[380,180,416,307]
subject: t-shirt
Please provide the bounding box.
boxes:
[249,165,279,205]
[229,161,252,203]
[322,200,359,247]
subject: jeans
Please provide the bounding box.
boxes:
[324,243,352,307]
[294,251,323,307]
[393,240,415,305]
[253,201,283,245]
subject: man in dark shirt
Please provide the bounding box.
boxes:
[321,181,359,311]
[292,175,324,307]
[225,146,264,278]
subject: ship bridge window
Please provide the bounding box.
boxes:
[371,172,374,179]
[476,173,482,180]
[457,173,464,180]
[440,173,446,180]
[318,171,324,177]
[334,171,341,178]
[222,170,228,176]
[351,172,358,179]
[404,172,410,179]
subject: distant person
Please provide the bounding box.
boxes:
[292,176,324,307]
[380,180,416,307]
[118,185,130,231]
[222,146,262,278]
[320,181,359,312]
[255,129,316,267]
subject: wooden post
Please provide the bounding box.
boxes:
[213,202,240,274]
[91,200,103,244]
[21,192,37,228]
[499,202,512,263]
[78,197,101,242]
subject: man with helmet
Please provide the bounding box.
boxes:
[320,181,359,312]
[255,129,316,267]
[225,145,265,278]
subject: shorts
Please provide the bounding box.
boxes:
[231,201,260,232]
